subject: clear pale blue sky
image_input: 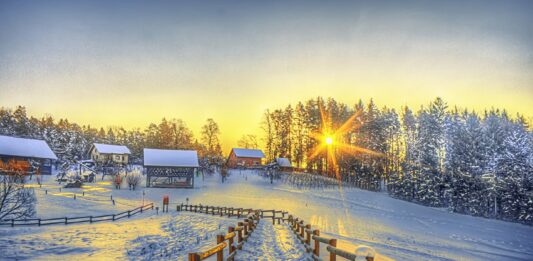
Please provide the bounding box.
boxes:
[1,0,532,149]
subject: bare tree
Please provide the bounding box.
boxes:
[201,118,223,165]
[0,173,36,220]
[238,134,259,150]
[126,170,142,190]
[261,110,275,162]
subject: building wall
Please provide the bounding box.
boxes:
[0,156,52,174]
[90,147,129,165]
[226,151,262,168]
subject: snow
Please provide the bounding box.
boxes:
[235,221,310,260]
[0,135,57,160]
[232,148,265,158]
[143,149,199,168]
[275,158,292,167]
[92,143,131,154]
[2,170,533,260]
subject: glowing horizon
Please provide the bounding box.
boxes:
[1,0,532,152]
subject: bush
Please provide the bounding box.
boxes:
[127,169,142,190]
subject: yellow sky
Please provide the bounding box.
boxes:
[1,1,532,152]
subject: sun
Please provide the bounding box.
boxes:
[308,103,383,180]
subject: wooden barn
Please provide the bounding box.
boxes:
[226,148,265,168]
[89,143,131,166]
[144,148,199,188]
[0,135,57,175]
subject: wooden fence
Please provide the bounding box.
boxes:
[178,204,375,261]
[179,204,261,261]
[287,214,375,261]
[0,203,154,227]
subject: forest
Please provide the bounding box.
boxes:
[261,97,533,224]
[1,97,532,224]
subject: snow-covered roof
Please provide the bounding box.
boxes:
[92,143,131,155]
[232,148,265,158]
[0,135,58,160]
[143,148,199,168]
[275,158,292,167]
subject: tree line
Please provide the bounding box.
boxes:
[261,97,533,225]
[0,106,224,166]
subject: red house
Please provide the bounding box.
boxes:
[226,148,265,168]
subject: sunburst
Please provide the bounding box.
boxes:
[308,103,383,180]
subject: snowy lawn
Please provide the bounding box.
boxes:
[1,170,533,260]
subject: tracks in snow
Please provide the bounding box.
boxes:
[235,220,311,261]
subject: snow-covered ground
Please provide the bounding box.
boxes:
[1,170,533,260]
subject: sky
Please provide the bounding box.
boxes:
[1,0,532,152]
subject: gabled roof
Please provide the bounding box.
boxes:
[231,148,265,158]
[92,143,131,155]
[0,135,57,160]
[143,148,199,168]
[275,158,292,167]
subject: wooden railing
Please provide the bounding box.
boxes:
[180,204,261,261]
[287,214,375,261]
[179,204,376,261]
[0,203,154,227]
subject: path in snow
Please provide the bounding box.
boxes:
[235,220,310,261]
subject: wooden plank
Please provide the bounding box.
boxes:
[326,245,356,261]
[312,235,332,244]
[197,242,227,259]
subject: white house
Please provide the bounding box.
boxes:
[89,143,131,166]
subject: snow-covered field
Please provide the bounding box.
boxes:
[1,169,533,260]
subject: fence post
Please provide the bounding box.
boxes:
[112,214,115,221]
[90,216,93,223]
[216,234,224,261]
[329,238,337,261]
[305,224,311,245]
[249,219,254,231]
[228,226,235,254]
[38,219,41,226]
[300,221,305,238]
[128,210,131,217]
[11,219,14,227]
[243,219,249,236]
[188,253,200,261]
[313,230,320,256]
[237,222,243,243]
[65,217,68,224]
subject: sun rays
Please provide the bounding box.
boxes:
[308,104,383,180]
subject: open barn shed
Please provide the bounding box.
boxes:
[144,148,199,188]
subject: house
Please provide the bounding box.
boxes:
[0,135,57,175]
[275,157,293,171]
[144,148,199,188]
[89,143,131,166]
[226,148,265,168]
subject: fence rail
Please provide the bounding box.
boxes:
[180,204,261,261]
[0,203,154,227]
[179,203,376,261]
